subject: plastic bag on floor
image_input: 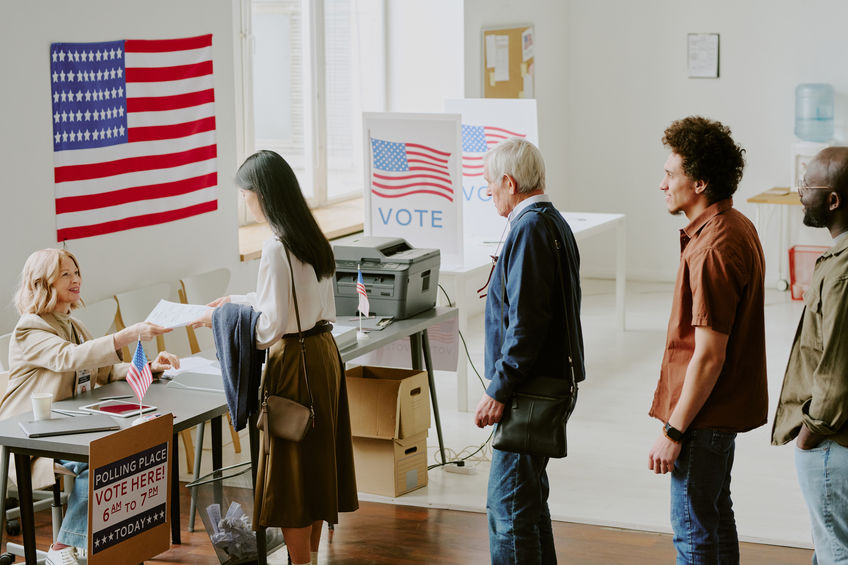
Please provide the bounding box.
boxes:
[208,501,257,559]
[189,462,284,565]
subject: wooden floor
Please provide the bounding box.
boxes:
[3,484,813,564]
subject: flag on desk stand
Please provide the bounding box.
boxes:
[126,339,153,419]
[356,265,370,339]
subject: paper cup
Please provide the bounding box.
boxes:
[31,392,53,421]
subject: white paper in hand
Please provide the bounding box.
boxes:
[145,299,212,329]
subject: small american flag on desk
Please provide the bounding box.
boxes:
[356,267,370,317]
[126,340,153,401]
[50,34,218,241]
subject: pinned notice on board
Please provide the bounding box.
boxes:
[486,35,496,69]
[521,28,534,61]
[494,36,509,81]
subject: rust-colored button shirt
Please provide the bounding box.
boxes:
[649,199,768,432]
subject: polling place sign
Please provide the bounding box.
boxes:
[363,112,464,268]
[88,414,172,565]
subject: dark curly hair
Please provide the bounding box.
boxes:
[662,116,746,203]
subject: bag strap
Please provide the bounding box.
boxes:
[284,248,316,427]
[499,207,576,391]
[535,210,577,391]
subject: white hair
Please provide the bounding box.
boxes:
[484,137,546,194]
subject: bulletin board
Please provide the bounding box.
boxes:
[481,25,534,99]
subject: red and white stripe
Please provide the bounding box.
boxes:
[462,126,526,178]
[126,359,153,401]
[371,143,454,202]
[53,34,217,241]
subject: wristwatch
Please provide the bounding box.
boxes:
[663,422,684,443]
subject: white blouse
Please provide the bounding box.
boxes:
[231,238,336,350]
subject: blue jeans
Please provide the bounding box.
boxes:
[670,429,739,565]
[795,440,848,565]
[56,460,88,548]
[487,447,555,565]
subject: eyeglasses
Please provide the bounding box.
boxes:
[796,183,833,196]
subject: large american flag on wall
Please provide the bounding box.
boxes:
[50,34,217,241]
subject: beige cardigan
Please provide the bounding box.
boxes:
[1,312,127,488]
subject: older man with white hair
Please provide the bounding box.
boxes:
[474,137,585,564]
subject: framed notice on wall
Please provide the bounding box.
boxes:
[482,24,534,99]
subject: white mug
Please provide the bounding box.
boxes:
[31,392,53,421]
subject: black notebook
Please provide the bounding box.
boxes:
[18,414,120,438]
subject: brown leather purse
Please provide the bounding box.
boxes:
[256,249,315,443]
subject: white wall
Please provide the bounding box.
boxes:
[385,0,465,112]
[463,0,846,282]
[0,0,247,332]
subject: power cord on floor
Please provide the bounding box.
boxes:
[427,283,494,471]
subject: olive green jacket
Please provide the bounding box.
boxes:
[772,234,848,447]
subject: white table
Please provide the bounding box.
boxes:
[439,211,626,411]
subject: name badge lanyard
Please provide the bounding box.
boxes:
[70,322,92,396]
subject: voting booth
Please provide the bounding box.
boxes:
[444,98,539,241]
[362,112,464,268]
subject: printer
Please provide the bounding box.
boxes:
[333,237,440,320]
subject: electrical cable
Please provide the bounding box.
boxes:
[426,283,494,470]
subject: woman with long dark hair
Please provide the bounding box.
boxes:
[194,150,358,565]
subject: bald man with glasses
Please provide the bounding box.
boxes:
[773,147,848,565]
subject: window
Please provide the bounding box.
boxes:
[239,0,385,224]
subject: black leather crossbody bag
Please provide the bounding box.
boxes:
[491,210,579,458]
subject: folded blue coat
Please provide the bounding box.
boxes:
[212,302,264,431]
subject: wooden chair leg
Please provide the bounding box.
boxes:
[180,428,195,472]
[227,413,241,454]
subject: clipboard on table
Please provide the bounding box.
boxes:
[19,414,120,438]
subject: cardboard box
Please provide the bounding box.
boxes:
[346,366,430,440]
[352,432,428,496]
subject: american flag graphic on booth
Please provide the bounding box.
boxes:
[126,340,153,401]
[461,124,525,178]
[370,137,454,203]
[50,34,218,242]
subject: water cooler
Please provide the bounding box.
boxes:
[791,83,834,188]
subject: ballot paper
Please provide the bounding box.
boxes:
[144,299,212,329]
[162,355,221,378]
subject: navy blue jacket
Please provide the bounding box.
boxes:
[484,202,585,402]
[212,302,264,431]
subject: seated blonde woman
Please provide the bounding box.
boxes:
[0,248,178,565]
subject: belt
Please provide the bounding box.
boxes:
[283,320,333,340]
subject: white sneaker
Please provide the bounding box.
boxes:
[45,545,80,565]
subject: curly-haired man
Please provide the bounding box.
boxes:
[648,116,768,564]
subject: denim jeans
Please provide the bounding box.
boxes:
[795,440,848,565]
[56,460,89,548]
[670,429,739,565]
[487,447,555,565]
